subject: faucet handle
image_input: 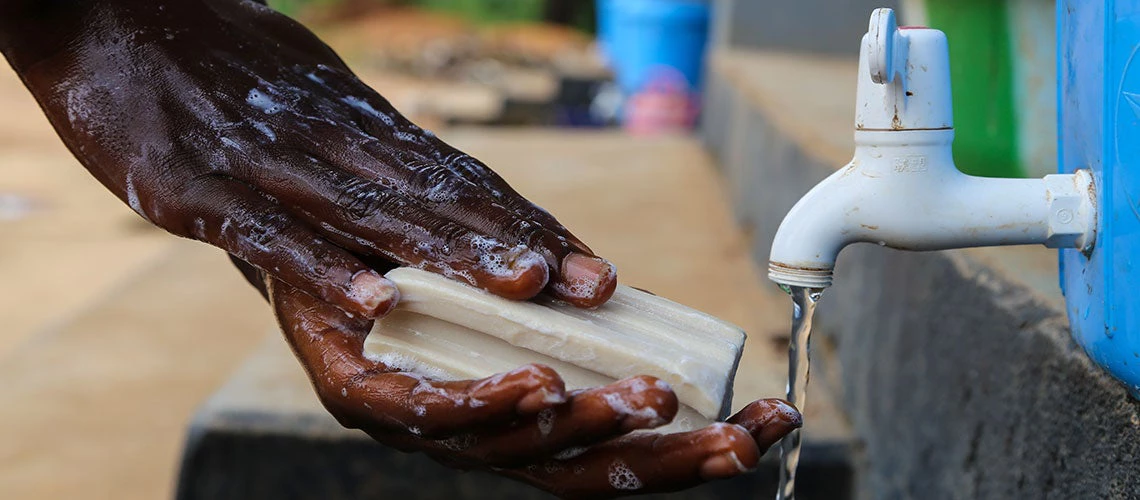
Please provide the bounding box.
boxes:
[866,8,902,85]
[854,7,952,131]
[868,8,902,84]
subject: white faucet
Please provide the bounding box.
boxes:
[767,8,1097,289]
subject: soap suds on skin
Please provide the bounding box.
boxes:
[628,378,650,393]
[553,447,587,460]
[608,460,642,490]
[251,121,276,141]
[602,392,664,426]
[340,95,394,125]
[724,450,750,473]
[439,433,477,451]
[125,170,142,215]
[246,88,283,114]
[537,408,556,437]
[364,351,450,380]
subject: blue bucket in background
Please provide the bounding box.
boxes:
[595,0,711,132]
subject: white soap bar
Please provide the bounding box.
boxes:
[364,267,746,433]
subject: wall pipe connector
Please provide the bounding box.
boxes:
[767,8,1097,290]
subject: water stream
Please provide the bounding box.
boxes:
[776,286,823,500]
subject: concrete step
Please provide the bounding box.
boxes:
[0,241,271,499]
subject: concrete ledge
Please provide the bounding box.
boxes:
[703,49,1140,499]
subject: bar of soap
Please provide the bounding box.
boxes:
[364,267,746,433]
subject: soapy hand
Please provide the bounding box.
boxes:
[238,263,802,499]
[3,0,802,495]
[2,0,613,314]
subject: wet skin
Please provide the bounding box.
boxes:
[1,0,801,496]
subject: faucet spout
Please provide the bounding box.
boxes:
[767,8,1097,289]
[768,130,1095,288]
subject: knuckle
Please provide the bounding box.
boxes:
[705,422,750,447]
[244,212,291,247]
[214,210,292,258]
[440,152,491,182]
[334,177,397,221]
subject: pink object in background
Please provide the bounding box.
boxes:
[622,67,699,135]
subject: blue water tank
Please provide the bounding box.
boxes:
[595,0,711,94]
[1058,0,1140,397]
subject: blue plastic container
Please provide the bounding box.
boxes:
[1058,0,1140,398]
[596,0,711,94]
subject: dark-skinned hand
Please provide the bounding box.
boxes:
[1,0,802,497]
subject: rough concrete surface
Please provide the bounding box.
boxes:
[703,48,1140,499]
[712,0,901,56]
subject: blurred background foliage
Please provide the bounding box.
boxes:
[270,0,595,31]
[262,0,613,129]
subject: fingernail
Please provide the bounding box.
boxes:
[555,253,617,307]
[347,270,400,318]
[700,450,753,480]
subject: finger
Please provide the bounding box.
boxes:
[425,149,593,254]
[238,154,550,300]
[371,144,619,309]
[432,148,594,253]
[179,175,398,318]
[726,398,803,451]
[505,423,768,498]
[269,278,568,437]
[285,95,619,308]
[457,376,678,467]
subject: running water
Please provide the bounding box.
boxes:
[776,286,823,500]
